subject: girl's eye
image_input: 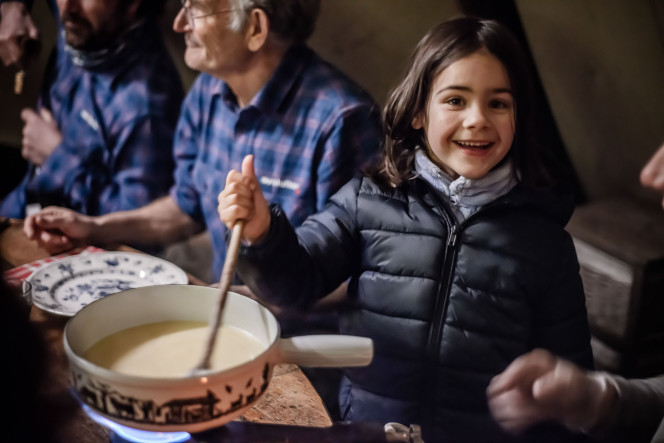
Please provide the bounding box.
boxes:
[445,97,464,106]
[490,99,512,110]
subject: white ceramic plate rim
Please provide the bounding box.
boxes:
[27,251,188,316]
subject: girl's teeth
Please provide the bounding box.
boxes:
[457,141,489,148]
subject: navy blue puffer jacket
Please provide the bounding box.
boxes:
[238,177,594,442]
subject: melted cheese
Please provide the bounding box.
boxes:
[84,321,266,378]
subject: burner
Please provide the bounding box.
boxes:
[83,404,191,443]
[83,401,401,442]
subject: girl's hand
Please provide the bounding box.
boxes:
[218,155,271,243]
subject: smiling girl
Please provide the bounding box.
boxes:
[217,17,593,442]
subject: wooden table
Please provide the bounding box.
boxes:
[0,219,333,442]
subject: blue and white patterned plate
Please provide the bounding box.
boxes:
[27,251,188,316]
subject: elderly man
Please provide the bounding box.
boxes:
[0,0,183,218]
[24,0,380,280]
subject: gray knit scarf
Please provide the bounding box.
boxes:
[414,148,517,222]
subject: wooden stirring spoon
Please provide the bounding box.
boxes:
[188,220,244,375]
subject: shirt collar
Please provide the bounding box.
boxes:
[219,44,312,114]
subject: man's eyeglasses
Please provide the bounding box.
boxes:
[180,0,235,29]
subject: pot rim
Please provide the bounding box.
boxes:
[63,285,282,386]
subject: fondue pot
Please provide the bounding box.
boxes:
[64,284,373,433]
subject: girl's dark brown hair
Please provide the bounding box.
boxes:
[373,16,551,188]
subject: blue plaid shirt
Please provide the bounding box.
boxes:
[170,45,381,276]
[0,20,183,218]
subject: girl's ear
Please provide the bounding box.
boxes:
[245,8,270,52]
[411,112,425,130]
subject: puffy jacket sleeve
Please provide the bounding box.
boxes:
[531,230,594,369]
[237,178,363,310]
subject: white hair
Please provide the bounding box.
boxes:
[224,0,320,43]
[226,0,252,33]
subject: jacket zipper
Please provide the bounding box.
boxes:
[421,181,459,427]
[421,190,510,429]
[423,222,457,423]
[426,225,458,360]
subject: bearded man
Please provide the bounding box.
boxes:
[0,0,183,218]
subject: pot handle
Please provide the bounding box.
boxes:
[276,335,373,367]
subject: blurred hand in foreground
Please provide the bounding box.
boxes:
[641,142,664,207]
[487,349,616,434]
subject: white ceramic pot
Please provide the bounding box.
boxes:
[64,284,373,433]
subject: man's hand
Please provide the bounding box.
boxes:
[24,206,97,253]
[21,108,62,166]
[487,349,616,434]
[641,142,664,208]
[0,2,39,67]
